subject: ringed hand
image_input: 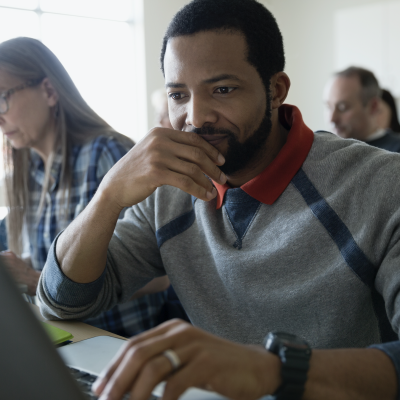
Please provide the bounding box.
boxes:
[92,320,281,400]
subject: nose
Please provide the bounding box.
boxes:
[329,106,342,124]
[185,94,218,129]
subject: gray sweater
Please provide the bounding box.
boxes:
[38,106,400,390]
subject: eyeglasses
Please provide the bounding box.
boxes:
[0,78,44,115]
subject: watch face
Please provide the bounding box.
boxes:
[264,332,309,352]
[278,332,309,349]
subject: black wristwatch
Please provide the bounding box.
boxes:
[263,331,311,400]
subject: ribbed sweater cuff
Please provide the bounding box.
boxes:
[369,341,400,400]
[43,231,106,306]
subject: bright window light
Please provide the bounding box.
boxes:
[0,8,39,41]
[42,13,138,139]
[0,2,145,142]
[0,0,37,9]
[40,0,133,21]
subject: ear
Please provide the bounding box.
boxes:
[270,72,291,110]
[40,77,59,108]
[368,96,380,116]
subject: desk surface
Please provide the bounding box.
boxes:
[30,304,127,343]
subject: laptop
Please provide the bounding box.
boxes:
[0,257,227,399]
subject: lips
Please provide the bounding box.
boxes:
[199,135,228,146]
[4,130,17,137]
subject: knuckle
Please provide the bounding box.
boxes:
[127,345,148,364]
[177,174,192,189]
[174,323,197,341]
[142,358,165,378]
[147,135,164,154]
[212,164,222,178]
[148,127,159,135]
[191,146,204,162]
[197,348,213,365]
[187,131,200,145]
[187,162,200,176]
[165,318,187,328]
[148,126,166,137]
[164,380,186,400]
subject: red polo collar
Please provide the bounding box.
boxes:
[214,104,314,209]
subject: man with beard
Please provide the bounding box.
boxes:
[38,0,400,399]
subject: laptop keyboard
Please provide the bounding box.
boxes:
[68,367,159,400]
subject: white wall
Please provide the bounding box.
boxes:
[142,0,395,134]
[261,0,395,132]
[335,1,400,97]
[143,0,189,132]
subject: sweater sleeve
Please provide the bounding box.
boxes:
[369,341,400,400]
[37,192,166,321]
[369,230,400,400]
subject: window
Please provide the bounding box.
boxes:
[0,0,147,142]
[0,0,146,218]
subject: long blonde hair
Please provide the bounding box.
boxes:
[0,37,134,255]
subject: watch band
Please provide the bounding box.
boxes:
[273,346,310,399]
[263,332,311,400]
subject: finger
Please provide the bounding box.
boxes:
[172,142,226,184]
[160,341,224,400]
[97,336,181,400]
[94,320,189,395]
[165,157,217,193]
[154,169,217,201]
[163,129,226,167]
[129,346,193,400]
[150,137,226,186]
[174,143,226,185]
[0,250,15,258]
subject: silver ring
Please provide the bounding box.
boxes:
[163,349,181,371]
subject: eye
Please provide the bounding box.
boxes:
[168,92,187,101]
[215,87,235,94]
[337,103,348,112]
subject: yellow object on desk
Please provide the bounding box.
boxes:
[41,321,74,345]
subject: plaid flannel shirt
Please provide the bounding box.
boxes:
[1,135,167,337]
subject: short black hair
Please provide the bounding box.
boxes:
[160,0,285,91]
[335,66,381,106]
[381,89,400,133]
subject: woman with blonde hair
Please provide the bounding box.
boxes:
[0,37,169,337]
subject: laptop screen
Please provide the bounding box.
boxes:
[0,257,87,400]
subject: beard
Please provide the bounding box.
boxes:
[191,100,272,175]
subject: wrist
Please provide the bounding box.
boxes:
[26,268,40,296]
[93,184,125,218]
[252,346,282,397]
[264,332,311,400]
[264,351,283,395]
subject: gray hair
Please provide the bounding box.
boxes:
[0,37,133,255]
[335,66,382,106]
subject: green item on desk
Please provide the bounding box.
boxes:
[41,322,74,345]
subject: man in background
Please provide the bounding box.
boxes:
[324,66,400,152]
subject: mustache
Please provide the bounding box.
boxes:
[191,126,235,136]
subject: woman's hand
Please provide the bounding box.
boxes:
[0,251,40,296]
[92,319,281,400]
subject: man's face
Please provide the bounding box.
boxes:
[323,76,373,140]
[164,30,271,175]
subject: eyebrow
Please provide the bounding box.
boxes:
[165,74,241,89]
